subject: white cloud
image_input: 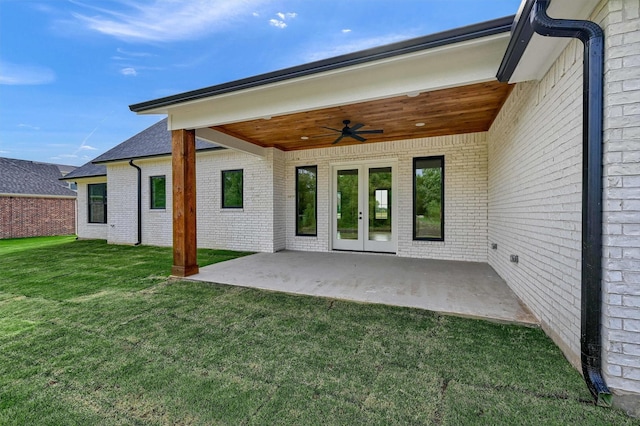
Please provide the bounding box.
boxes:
[116,48,153,58]
[269,11,296,29]
[269,19,286,29]
[252,12,259,17]
[342,29,352,33]
[0,150,9,154]
[18,124,41,131]
[79,145,97,150]
[70,0,268,43]
[276,12,297,20]
[0,61,55,85]
[120,67,137,76]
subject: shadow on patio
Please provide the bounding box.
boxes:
[188,250,538,326]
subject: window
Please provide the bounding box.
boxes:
[150,175,166,209]
[222,169,243,208]
[413,156,444,240]
[88,183,107,224]
[374,189,389,220]
[296,166,317,236]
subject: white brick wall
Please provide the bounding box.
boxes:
[285,133,489,262]
[75,177,108,240]
[137,158,173,247]
[196,149,281,252]
[80,159,174,247]
[106,162,138,245]
[598,0,640,396]
[488,40,584,365]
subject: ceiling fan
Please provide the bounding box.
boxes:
[321,120,383,144]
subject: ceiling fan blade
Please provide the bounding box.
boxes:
[311,132,340,138]
[354,129,383,134]
[321,126,342,133]
[351,134,366,142]
[350,123,364,132]
[332,134,345,144]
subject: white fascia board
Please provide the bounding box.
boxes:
[509,0,601,83]
[161,33,510,131]
[70,176,107,184]
[195,128,266,158]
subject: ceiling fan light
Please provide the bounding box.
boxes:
[300,136,309,140]
[415,122,425,127]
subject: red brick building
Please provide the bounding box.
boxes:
[0,157,77,239]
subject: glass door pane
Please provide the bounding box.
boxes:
[336,169,359,240]
[368,167,392,242]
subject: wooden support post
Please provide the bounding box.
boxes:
[171,129,199,277]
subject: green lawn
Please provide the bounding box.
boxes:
[0,237,632,425]
[0,235,77,255]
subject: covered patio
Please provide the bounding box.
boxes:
[129,17,516,277]
[187,251,538,326]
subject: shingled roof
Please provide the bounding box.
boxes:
[92,118,222,164]
[62,119,223,180]
[62,161,106,180]
[0,157,77,197]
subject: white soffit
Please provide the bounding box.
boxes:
[162,33,511,131]
[509,0,602,83]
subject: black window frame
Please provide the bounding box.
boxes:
[87,183,107,224]
[149,175,166,210]
[413,156,445,241]
[221,169,243,209]
[295,165,318,237]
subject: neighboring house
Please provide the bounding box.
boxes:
[0,157,77,239]
[65,0,639,415]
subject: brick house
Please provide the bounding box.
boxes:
[64,0,639,415]
[0,157,77,239]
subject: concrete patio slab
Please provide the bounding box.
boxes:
[187,250,538,326]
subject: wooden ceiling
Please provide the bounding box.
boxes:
[213,81,513,151]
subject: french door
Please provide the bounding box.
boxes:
[332,162,396,253]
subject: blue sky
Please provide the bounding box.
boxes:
[0,0,521,166]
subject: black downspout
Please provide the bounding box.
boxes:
[129,160,142,246]
[531,0,611,407]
